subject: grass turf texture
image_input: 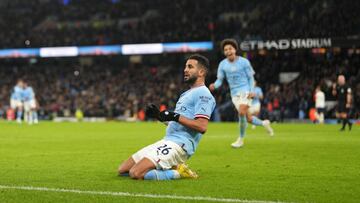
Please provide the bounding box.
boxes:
[0,121,359,203]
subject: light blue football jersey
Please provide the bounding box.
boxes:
[10,86,23,100]
[252,87,263,105]
[22,86,35,101]
[164,86,216,157]
[214,56,255,97]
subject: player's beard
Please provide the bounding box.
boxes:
[184,74,197,85]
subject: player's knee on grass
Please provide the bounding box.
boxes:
[118,165,127,176]
[118,157,136,175]
[129,168,145,180]
[128,158,156,180]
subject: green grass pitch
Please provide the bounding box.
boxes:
[0,121,359,203]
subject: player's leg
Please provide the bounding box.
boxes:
[143,163,199,180]
[340,112,347,131]
[246,109,274,136]
[118,143,149,176]
[315,109,320,123]
[338,103,347,131]
[23,102,28,122]
[10,99,18,122]
[248,103,260,123]
[120,140,190,180]
[135,162,198,180]
[231,104,248,148]
[143,164,197,180]
[129,157,157,179]
[24,101,33,125]
[239,104,249,137]
[335,112,340,124]
[319,108,324,124]
[16,102,23,123]
[231,93,254,148]
[32,109,39,124]
[31,100,38,124]
[346,108,353,131]
[342,111,352,131]
[118,157,136,176]
[142,140,194,180]
[28,111,33,125]
[340,112,346,131]
[248,105,257,129]
[348,113,353,131]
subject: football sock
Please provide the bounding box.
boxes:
[251,116,263,126]
[33,111,38,121]
[341,118,347,130]
[17,111,22,120]
[347,118,352,130]
[239,115,247,138]
[349,123,352,131]
[27,111,33,123]
[119,172,129,177]
[319,113,324,123]
[144,169,180,180]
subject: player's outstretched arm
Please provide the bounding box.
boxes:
[210,63,225,92]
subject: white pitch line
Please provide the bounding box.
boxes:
[0,185,291,203]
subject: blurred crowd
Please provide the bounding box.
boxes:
[0,58,185,119]
[0,0,359,48]
[253,49,360,121]
[0,49,359,121]
[0,0,359,121]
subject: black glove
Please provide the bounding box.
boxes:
[159,110,180,122]
[145,104,160,119]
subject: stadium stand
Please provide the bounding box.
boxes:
[0,0,359,48]
[0,0,359,121]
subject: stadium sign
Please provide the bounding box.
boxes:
[240,38,332,51]
[0,41,213,58]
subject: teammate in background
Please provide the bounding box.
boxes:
[209,39,273,148]
[315,85,325,124]
[23,82,39,125]
[332,75,352,131]
[118,54,215,180]
[249,81,263,129]
[10,79,24,123]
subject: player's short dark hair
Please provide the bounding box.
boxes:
[220,38,239,51]
[187,54,210,73]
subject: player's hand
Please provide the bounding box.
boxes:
[145,104,160,119]
[209,83,215,92]
[248,92,255,99]
[159,110,180,122]
[346,103,351,108]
